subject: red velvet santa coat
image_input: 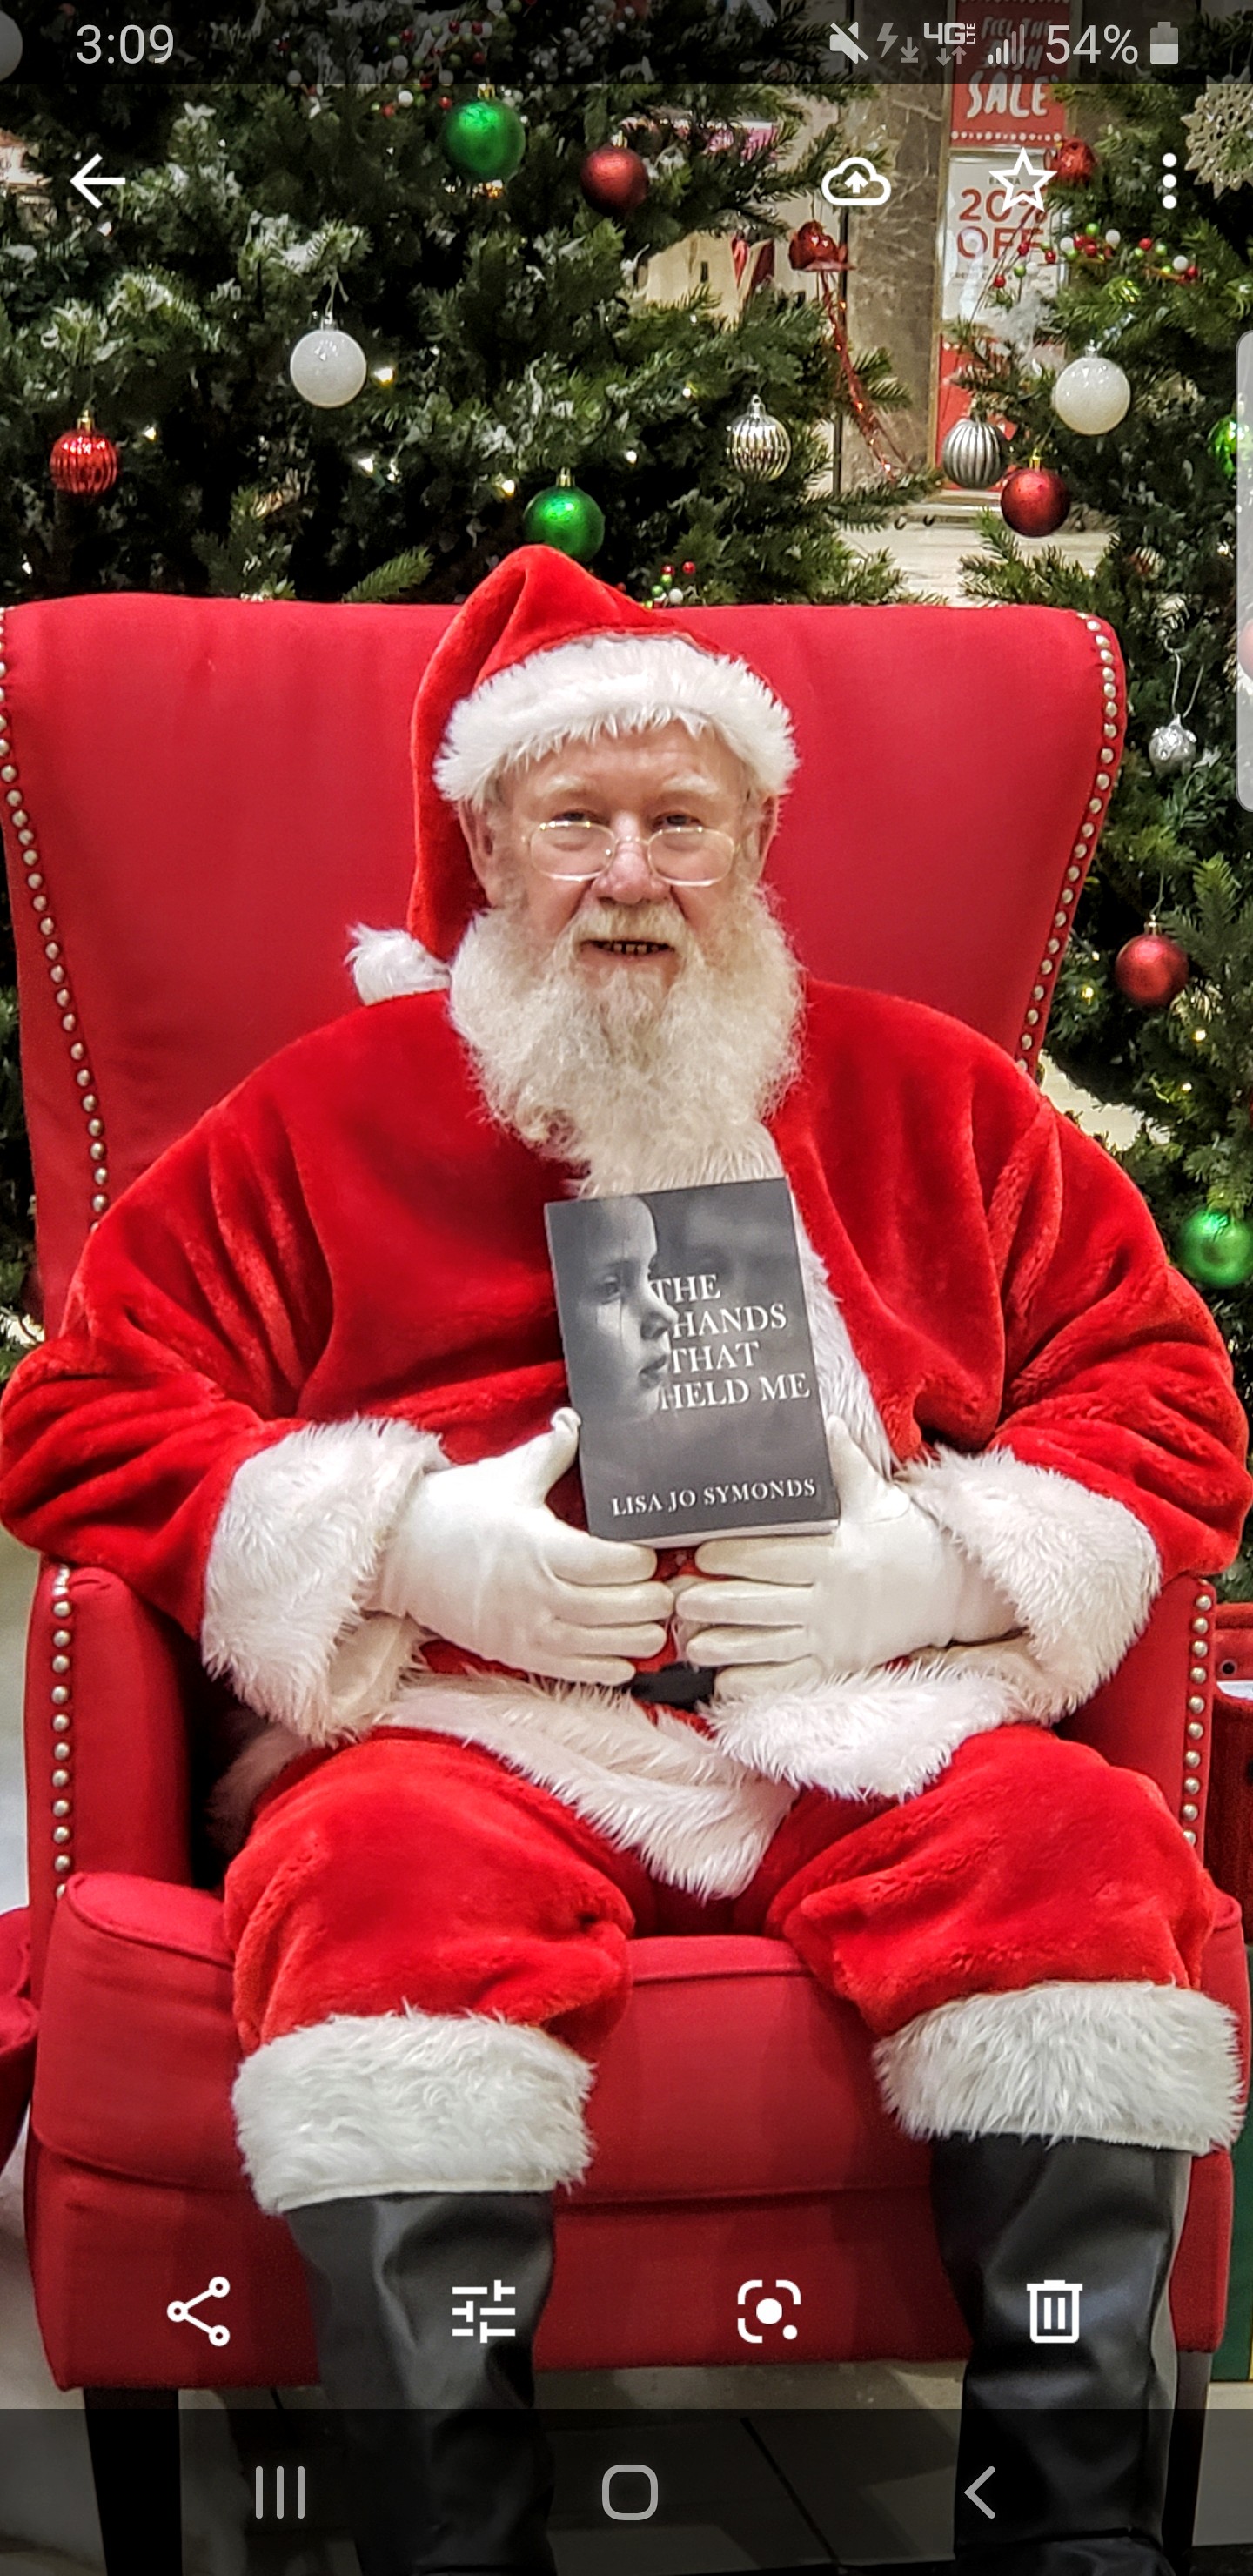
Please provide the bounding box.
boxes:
[1,972,1249,1899]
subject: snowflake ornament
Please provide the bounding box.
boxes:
[1183,80,1253,195]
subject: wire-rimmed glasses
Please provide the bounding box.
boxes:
[526,820,738,887]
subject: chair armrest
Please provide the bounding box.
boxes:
[25,1560,196,1999]
[1063,1572,1216,1845]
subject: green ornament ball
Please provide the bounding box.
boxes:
[443,95,526,182]
[1176,1205,1253,1290]
[522,479,605,563]
[1209,413,1250,480]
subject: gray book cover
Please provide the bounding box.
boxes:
[546,1177,838,1546]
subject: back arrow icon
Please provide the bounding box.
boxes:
[965,2468,995,2519]
[72,154,125,211]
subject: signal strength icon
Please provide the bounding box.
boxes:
[987,25,1027,63]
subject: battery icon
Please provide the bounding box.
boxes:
[1149,23,1179,64]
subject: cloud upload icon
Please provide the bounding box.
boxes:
[821,155,893,208]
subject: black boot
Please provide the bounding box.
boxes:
[931,2135,1190,2576]
[286,2190,556,2576]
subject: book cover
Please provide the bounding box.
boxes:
[545,1177,839,1546]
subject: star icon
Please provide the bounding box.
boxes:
[995,146,1052,215]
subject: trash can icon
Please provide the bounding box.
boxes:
[1028,2278,1082,2344]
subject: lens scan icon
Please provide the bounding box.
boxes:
[821,155,893,209]
[737,2277,801,2344]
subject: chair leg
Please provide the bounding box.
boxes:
[84,2388,183,2576]
[1162,2349,1211,2576]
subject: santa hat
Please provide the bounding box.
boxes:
[401,546,797,972]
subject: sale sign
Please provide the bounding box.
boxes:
[935,44,1066,471]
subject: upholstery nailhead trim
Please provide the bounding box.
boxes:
[1015,617,1125,1075]
[0,610,111,1234]
[48,1562,72,1894]
[1178,1581,1215,1841]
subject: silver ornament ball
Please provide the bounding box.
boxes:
[941,415,1008,490]
[1148,718,1199,775]
[727,393,792,482]
[289,325,368,408]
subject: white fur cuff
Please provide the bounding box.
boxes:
[232,2010,593,2212]
[874,1980,1245,2157]
[202,1416,443,1743]
[705,1652,1042,1804]
[904,1446,1161,1716]
[433,629,797,805]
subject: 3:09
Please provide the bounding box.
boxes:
[76,24,176,64]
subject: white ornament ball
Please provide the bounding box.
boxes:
[1104,228,1121,246]
[1148,718,1199,775]
[289,326,368,408]
[0,12,23,77]
[1052,352,1131,436]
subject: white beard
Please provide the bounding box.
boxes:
[448,881,801,1198]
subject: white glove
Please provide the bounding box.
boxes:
[372,1408,673,1687]
[674,1422,1017,1695]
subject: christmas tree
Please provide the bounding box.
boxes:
[0,4,924,1346]
[952,23,1253,1578]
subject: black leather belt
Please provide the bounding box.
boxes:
[629,1661,717,1711]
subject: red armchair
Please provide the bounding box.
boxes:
[0,594,1247,2566]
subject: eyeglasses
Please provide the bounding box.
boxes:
[526,821,738,888]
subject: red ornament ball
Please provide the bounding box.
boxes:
[50,414,120,500]
[681,558,696,574]
[580,144,649,216]
[1000,464,1069,536]
[1114,933,1189,1010]
[789,219,840,271]
[1054,136,1097,184]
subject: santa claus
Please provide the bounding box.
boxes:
[1,548,1249,2576]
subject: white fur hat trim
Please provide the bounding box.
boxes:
[433,628,797,803]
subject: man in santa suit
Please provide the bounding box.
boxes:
[1,548,1250,2576]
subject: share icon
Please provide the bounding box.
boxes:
[167,2276,231,2347]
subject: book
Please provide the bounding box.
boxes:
[545,1177,839,1546]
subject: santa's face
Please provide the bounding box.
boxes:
[459,721,777,994]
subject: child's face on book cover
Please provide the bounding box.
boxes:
[575,1197,678,1415]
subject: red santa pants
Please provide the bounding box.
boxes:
[224,1721,1216,2062]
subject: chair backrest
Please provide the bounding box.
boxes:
[0,594,1122,1327]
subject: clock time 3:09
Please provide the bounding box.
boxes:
[76,23,175,64]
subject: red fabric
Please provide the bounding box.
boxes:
[1,985,1247,1649]
[1209,1604,1253,1935]
[24,1875,1248,2385]
[409,547,682,960]
[0,1908,35,2169]
[222,1723,1221,2059]
[2,595,1122,1332]
[23,1562,194,1987]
